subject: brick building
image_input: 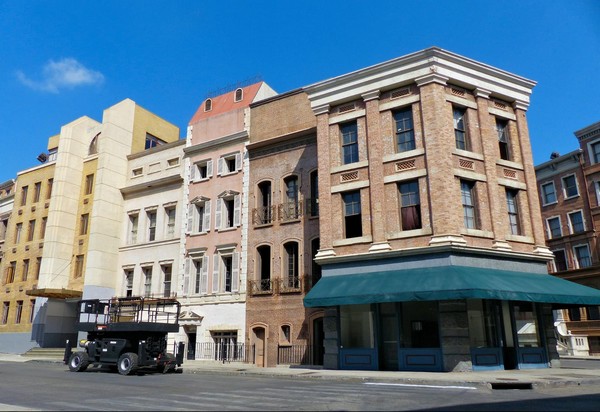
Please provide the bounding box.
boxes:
[246,89,322,367]
[303,47,600,372]
[535,121,600,356]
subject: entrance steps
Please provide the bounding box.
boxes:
[22,347,65,361]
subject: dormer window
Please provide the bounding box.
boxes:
[234,88,243,102]
[205,99,212,112]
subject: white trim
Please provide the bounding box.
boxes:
[545,215,562,239]
[561,173,580,199]
[378,94,420,112]
[331,180,370,194]
[328,109,366,125]
[540,181,558,206]
[331,160,369,174]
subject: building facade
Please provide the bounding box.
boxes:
[180,82,277,361]
[303,47,600,372]
[246,90,322,367]
[0,99,180,352]
[535,121,600,356]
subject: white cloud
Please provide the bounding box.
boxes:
[16,58,105,93]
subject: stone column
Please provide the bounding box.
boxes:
[439,300,472,372]
[322,307,340,369]
[541,303,560,368]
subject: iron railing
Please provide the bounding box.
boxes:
[277,344,323,366]
[248,279,273,295]
[253,205,276,225]
[194,342,254,363]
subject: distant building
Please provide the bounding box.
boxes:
[0,99,180,351]
[535,121,600,356]
[0,179,16,269]
[181,82,277,361]
[303,47,600,372]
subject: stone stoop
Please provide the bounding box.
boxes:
[22,347,66,360]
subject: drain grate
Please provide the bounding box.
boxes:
[490,382,533,390]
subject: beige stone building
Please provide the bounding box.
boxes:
[0,99,179,351]
[246,89,322,367]
[303,47,600,372]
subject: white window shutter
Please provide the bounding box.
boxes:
[203,200,211,232]
[183,258,190,296]
[217,158,223,175]
[215,198,222,230]
[207,160,213,178]
[190,163,197,182]
[201,255,208,294]
[212,254,220,293]
[231,251,239,292]
[235,153,242,171]
[187,204,194,233]
[233,194,241,227]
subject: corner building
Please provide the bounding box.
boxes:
[303,47,600,372]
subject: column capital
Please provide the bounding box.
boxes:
[361,90,380,102]
[473,88,491,99]
[415,73,448,87]
[513,100,530,111]
[313,104,330,116]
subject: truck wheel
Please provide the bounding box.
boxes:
[117,352,138,375]
[68,351,89,372]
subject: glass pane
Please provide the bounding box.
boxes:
[513,302,541,348]
[468,300,501,347]
[399,301,439,348]
[340,304,374,348]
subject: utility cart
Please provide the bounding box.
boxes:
[65,296,184,375]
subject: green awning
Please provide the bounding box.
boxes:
[304,265,600,308]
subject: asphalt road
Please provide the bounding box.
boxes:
[1,361,600,411]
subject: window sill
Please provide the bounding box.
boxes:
[542,201,558,207]
[461,228,494,238]
[382,148,425,163]
[496,158,524,170]
[189,231,209,237]
[281,218,301,225]
[217,226,238,233]
[333,235,373,247]
[388,227,432,239]
[505,234,534,244]
[331,160,369,174]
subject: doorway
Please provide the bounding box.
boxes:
[312,317,324,366]
[252,326,266,367]
[186,330,196,360]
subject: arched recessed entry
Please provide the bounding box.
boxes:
[251,326,266,367]
[184,326,197,360]
[312,317,324,365]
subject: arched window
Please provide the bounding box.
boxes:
[256,181,272,224]
[256,245,271,292]
[205,98,212,112]
[234,88,243,102]
[283,241,299,289]
[283,175,299,221]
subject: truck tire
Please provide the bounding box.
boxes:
[68,351,89,372]
[117,352,138,375]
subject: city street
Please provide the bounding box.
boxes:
[1,361,600,411]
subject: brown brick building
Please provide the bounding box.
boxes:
[246,90,322,367]
[303,47,600,372]
[535,121,600,356]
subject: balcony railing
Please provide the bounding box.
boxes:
[280,200,302,222]
[565,320,600,333]
[249,276,310,296]
[248,279,273,295]
[279,276,301,293]
[305,197,319,217]
[253,205,276,225]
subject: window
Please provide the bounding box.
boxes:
[311,238,321,286]
[15,301,23,324]
[193,257,208,295]
[128,213,138,244]
[22,259,29,281]
[284,242,299,289]
[591,141,600,164]
[46,179,53,199]
[568,210,585,234]
[165,207,176,238]
[343,191,362,238]
[189,199,211,233]
[461,180,478,229]
[2,302,9,325]
[192,159,213,181]
[562,175,579,198]
[6,261,16,283]
[399,180,421,230]
[496,118,510,160]
[143,266,153,296]
[35,257,42,280]
[394,107,415,152]
[132,168,143,177]
[167,157,179,167]
[89,133,99,155]
[33,182,41,203]
[162,265,172,298]
[0,218,8,241]
[280,325,291,345]
[40,217,47,239]
[574,244,592,268]
[27,219,35,241]
[257,246,271,291]
[257,181,273,224]
[80,214,89,235]
[145,133,165,150]
[212,252,239,294]
[74,255,84,278]
[283,176,299,221]
[15,223,22,243]
[541,182,557,205]
[340,121,359,164]
[218,153,241,175]
[84,174,94,195]
[234,88,243,102]
[216,193,240,229]
[309,170,319,217]
[506,189,521,235]
[20,185,28,206]
[205,98,212,112]
[546,217,562,239]
[147,210,157,241]
[453,107,468,150]
[124,269,133,297]
[29,300,36,323]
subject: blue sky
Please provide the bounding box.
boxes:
[0,1,598,183]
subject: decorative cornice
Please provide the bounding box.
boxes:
[313,104,330,116]
[415,73,448,87]
[513,100,530,111]
[184,130,248,156]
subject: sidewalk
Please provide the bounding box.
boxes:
[3,353,600,390]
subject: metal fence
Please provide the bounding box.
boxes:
[194,342,254,363]
[277,344,323,366]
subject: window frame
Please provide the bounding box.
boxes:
[460,180,479,229]
[234,88,243,102]
[506,188,521,236]
[147,210,157,241]
[453,106,468,151]
[394,107,416,153]
[342,190,363,239]
[540,182,557,206]
[283,241,300,289]
[562,174,579,199]
[340,121,359,165]
[568,210,585,234]
[84,174,94,196]
[282,175,300,221]
[573,244,592,269]
[398,180,422,231]
[162,264,172,298]
[546,216,562,239]
[496,118,511,161]
[143,266,153,296]
[33,182,41,203]
[80,213,89,236]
